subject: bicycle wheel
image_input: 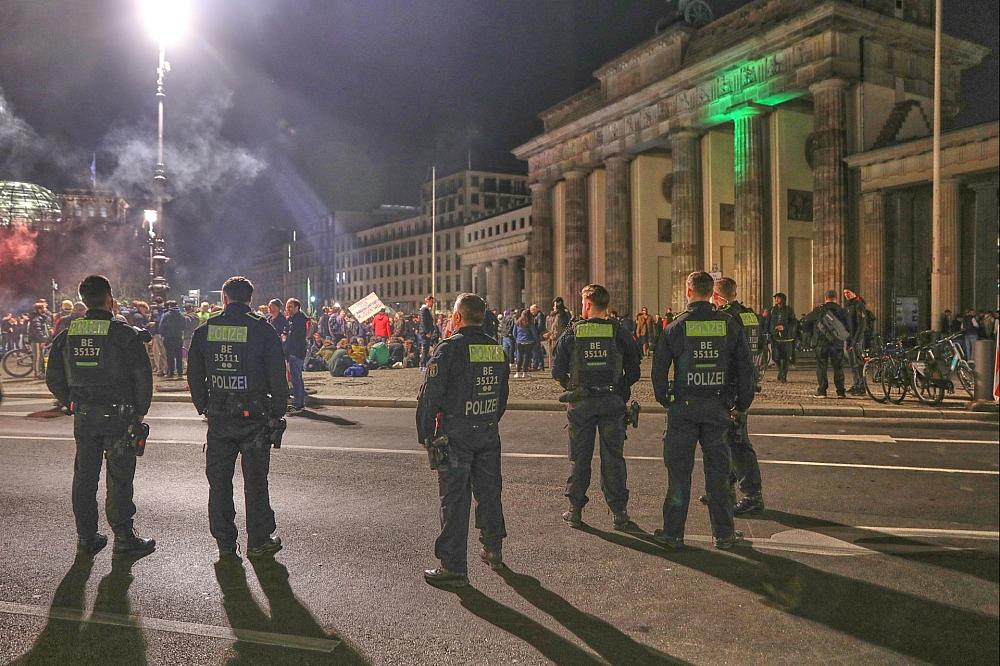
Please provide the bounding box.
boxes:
[864,357,888,403]
[2,349,34,378]
[910,369,945,406]
[956,362,976,399]
[884,358,908,404]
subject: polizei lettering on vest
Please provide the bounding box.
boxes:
[465,399,498,416]
[211,375,249,391]
[687,371,725,386]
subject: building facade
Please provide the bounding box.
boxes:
[513,0,997,330]
[458,204,532,311]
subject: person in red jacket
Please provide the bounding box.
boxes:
[372,309,392,340]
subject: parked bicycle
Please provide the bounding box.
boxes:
[863,332,976,406]
[1,344,50,379]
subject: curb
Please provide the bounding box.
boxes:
[6,390,997,429]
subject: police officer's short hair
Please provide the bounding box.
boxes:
[222,276,254,303]
[825,289,838,301]
[581,284,610,309]
[454,293,486,325]
[78,275,112,309]
[716,277,737,299]
[686,271,715,298]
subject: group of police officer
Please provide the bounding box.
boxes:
[417,270,761,587]
[47,275,286,561]
[44,270,761,587]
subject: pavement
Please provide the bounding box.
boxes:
[0,395,997,665]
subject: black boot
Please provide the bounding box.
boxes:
[612,511,643,534]
[247,536,282,559]
[479,548,504,571]
[77,532,108,555]
[423,566,468,588]
[734,494,765,516]
[561,506,583,528]
[113,531,156,556]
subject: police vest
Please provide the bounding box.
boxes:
[459,342,506,420]
[676,318,730,393]
[725,304,761,351]
[64,318,127,388]
[205,321,254,395]
[570,321,623,389]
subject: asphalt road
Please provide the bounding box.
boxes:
[0,397,997,665]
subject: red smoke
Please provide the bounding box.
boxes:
[0,224,39,267]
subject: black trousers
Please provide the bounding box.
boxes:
[205,416,276,548]
[727,415,762,496]
[815,344,846,394]
[564,395,629,513]
[435,421,506,574]
[662,397,735,540]
[163,337,183,375]
[72,411,136,539]
[772,340,793,381]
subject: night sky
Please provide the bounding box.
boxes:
[1,0,997,290]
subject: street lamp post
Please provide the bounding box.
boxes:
[140,0,188,301]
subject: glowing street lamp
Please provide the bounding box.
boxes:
[139,0,189,300]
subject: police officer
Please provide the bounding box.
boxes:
[767,292,796,383]
[552,284,641,533]
[418,293,509,588]
[651,271,755,549]
[187,276,288,559]
[46,275,155,556]
[707,277,764,515]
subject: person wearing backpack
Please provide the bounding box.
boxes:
[804,290,850,398]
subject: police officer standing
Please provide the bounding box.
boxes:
[767,293,796,383]
[46,275,156,556]
[418,293,509,588]
[187,276,288,559]
[552,284,642,533]
[651,272,755,549]
[709,277,764,515]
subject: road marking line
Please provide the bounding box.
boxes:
[0,600,339,652]
[853,526,1000,539]
[754,433,895,443]
[2,436,996,475]
[894,437,1000,445]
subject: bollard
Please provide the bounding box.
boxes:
[972,338,996,401]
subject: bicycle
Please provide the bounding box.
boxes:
[937,332,976,398]
[2,343,50,379]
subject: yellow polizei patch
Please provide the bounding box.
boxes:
[207,325,248,343]
[68,320,110,336]
[468,345,505,362]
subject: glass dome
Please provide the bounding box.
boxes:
[0,181,62,230]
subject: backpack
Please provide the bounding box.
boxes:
[816,309,850,343]
[344,363,369,377]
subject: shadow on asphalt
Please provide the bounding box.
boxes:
[581,525,999,666]
[759,509,1000,585]
[13,553,149,665]
[214,556,370,665]
[290,409,359,427]
[497,567,690,665]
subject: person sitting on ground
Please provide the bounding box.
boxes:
[402,338,420,368]
[366,337,392,369]
[349,337,368,364]
[329,339,354,377]
[387,336,406,367]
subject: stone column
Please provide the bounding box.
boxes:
[860,190,886,329]
[471,263,485,298]
[460,263,473,293]
[670,131,704,311]
[604,154,633,311]
[562,170,589,303]
[502,257,520,310]
[527,182,554,307]
[733,109,769,310]
[931,178,961,326]
[810,78,851,299]
[969,180,999,311]
[486,260,501,308]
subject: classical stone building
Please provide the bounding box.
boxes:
[458,204,532,310]
[513,0,996,330]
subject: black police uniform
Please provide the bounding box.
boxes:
[718,302,763,501]
[187,302,288,550]
[46,310,153,546]
[767,302,796,382]
[417,326,509,574]
[804,302,849,396]
[551,318,641,518]
[651,301,754,541]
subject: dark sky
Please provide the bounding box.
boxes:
[1,0,997,288]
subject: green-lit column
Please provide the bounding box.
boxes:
[733,108,769,311]
[527,181,554,306]
[670,131,704,311]
[810,78,850,299]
